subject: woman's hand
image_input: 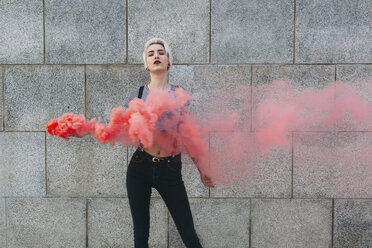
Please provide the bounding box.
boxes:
[200,172,215,188]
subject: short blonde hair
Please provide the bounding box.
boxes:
[142,38,173,71]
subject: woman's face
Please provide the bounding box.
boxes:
[146,43,170,72]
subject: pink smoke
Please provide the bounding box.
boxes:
[46,79,372,187]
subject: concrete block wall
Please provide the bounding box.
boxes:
[0,0,371,247]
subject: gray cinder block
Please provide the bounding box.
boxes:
[4,65,85,131]
[211,0,294,63]
[45,0,126,64]
[46,135,127,197]
[88,197,168,248]
[336,64,372,102]
[183,65,251,129]
[337,65,372,85]
[334,200,372,248]
[179,154,209,198]
[0,0,43,64]
[252,65,336,131]
[253,65,335,90]
[251,199,332,248]
[0,132,45,197]
[296,0,372,63]
[128,0,209,64]
[294,132,372,198]
[7,198,86,248]
[210,132,292,198]
[169,198,250,248]
[336,65,372,130]
[86,65,149,122]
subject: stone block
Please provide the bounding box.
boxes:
[88,197,168,248]
[7,198,86,248]
[47,135,127,197]
[336,64,372,102]
[296,0,372,63]
[251,199,332,248]
[210,132,291,198]
[336,65,372,130]
[0,67,3,131]
[0,0,43,64]
[180,154,209,197]
[183,65,251,129]
[4,65,85,131]
[294,132,372,198]
[252,65,336,131]
[211,0,294,63]
[0,198,5,248]
[253,65,335,89]
[86,65,150,122]
[337,65,372,84]
[45,0,126,64]
[169,198,250,248]
[334,200,372,248]
[128,0,209,64]
[0,132,45,197]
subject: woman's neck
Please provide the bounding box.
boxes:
[148,73,170,90]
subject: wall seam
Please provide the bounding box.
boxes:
[209,0,212,64]
[249,198,252,248]
[126,0,129,64]
[331,199,334,247]
[5,197,7,248]
[4,195,372,200]
[167,211,170,248]
[43,0,46,64]
[291,132,294,198]
[86,199,89,248]
[45,132,47,196]
[250,65,253,132]
[84,65,87,117]
[208,132,211,197]
[2,66,5,131]
[334,64,337,103]
[0,62,371,66]
[293,0,296,64]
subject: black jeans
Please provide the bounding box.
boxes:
[126,149,203,248]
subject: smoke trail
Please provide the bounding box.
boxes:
[46,79,372,186]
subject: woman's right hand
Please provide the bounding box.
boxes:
[200,172,215,188]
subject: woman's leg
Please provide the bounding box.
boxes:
[156,161,203,248]
[126,154,152,248]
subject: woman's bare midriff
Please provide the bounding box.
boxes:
[143,140,180,157]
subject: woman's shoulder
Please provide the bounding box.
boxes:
[124,85,146,108]
[170,84,187,91]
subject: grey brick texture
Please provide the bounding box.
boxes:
[0,0,371,247]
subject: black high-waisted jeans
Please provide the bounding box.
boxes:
[126,149,203,248]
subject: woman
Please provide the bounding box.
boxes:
[125,38,214,248]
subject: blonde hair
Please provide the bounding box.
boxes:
[142,38,173,71]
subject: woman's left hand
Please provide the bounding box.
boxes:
[200,172,215,188]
